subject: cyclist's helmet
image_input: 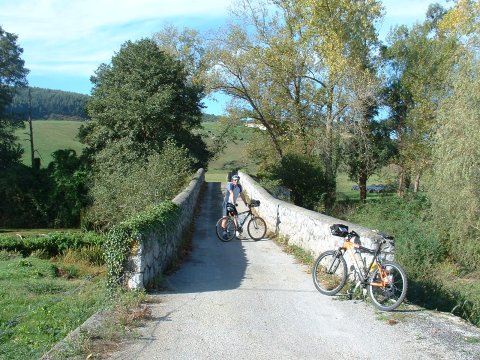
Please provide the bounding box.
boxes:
[231,174,240,181]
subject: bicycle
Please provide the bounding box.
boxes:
[312,224,408,311]
[215,199,267,242]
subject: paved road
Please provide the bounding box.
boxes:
[108,182,480,360]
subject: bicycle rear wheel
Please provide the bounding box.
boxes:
[312,250,347,295]
[215,217,236,242]
[247,216,267,240]
[367,260,408,311]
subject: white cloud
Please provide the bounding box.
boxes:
[0,0,232,79]
[1,0,230,41]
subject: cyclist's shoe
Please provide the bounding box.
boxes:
[222,230,228,240]
[237,227,243,234]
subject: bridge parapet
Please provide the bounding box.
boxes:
[238,171,381,260]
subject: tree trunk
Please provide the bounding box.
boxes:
[397,169,405,197]
[324,85,336,209]
[414,171,421,193]
[359,170,367,203]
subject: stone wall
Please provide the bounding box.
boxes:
[238,171,381,265]
[127,169,205,289]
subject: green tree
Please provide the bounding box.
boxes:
[80,38,209,168]
[429,0,480,270]
[46,149,90,227]
[0,26,29,169]
[267,152,328,211]
[383,4,458,195]
[206,0,384,208]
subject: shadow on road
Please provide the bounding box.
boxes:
[159,182,248,294]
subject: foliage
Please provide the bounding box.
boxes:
[85,138,194,230]
[0,231,105,257]
[104,201,180,291]
[47,149,90,227]
[348,194,446,277]
[0,149,89,228]
[7,86,89,120]
[382,5,459,194]
[81,38,209,168]
[262,152,330,211]
[0,164,51,227]
[0,26,29,170]
[152,25,207,87]
[429,37,480,271]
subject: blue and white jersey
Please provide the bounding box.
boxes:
[224,182,242,204]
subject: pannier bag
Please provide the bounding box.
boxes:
[330,224,349,237]
[250,199,260,207]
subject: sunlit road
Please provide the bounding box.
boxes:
[108,182,480,360]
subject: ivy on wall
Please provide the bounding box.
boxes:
[104,201,181,291]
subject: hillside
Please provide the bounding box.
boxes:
[8,87,90,120]
[15,118,239,169]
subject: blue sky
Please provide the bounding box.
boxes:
[0,0,450,115]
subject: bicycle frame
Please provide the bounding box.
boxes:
[337,237,392,290]
[235,209,253,227]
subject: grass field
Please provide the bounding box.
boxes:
[0,250,106,359]
[15,120,84,167]
[201,121,259,182]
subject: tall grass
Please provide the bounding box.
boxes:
[346,194,480,327]
[0,251,106,359]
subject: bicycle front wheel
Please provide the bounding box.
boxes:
[312,250,347,295]
[247,216,267,240]
[367,260,408,311]
[215,217,236,242]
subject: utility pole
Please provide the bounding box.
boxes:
[28,87,35,169]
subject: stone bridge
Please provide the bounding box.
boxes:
[106,169,480,360]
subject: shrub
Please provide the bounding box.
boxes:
[85,139,195,230]
[348,194,446,276]
[0,232,105,257]
[262,153,330,211]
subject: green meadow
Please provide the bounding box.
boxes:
[15,120,84,167]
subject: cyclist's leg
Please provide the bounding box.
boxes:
[221,202,228,229]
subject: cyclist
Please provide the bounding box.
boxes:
[221,174,247,239]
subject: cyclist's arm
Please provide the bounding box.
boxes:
[240,192,247,206]
[228,190,235,204]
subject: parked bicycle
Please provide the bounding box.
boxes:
[215,199,267,242]
[312,224,408,311]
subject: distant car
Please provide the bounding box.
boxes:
[351,184,393,193]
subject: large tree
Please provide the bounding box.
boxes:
[0,26,29,169]
[80,38,209,168]
[206,0,384,207]
[429,0,480,270]
[383,4,458,195]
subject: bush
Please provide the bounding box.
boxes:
[0,231,105,257]
[85,139,195,230]
[261,153,330,211]
[348,194,446,276]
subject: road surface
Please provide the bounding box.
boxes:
[108,181,480,360]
